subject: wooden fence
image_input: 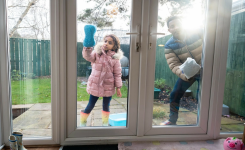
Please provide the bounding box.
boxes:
[10,38,130,77]
[10,38,50,77]
[9,32,245,116]
[223,11,245,117]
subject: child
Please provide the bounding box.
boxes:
[81,34,123,127]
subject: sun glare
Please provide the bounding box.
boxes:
[181,8,204,30]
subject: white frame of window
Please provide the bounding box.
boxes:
[0,0,6,145]
[209,0,243,139]
[0,0,60,146]
[1,0,242,146]
[63,0,141,140]
[0,0,12,146]
[143,0,219,135]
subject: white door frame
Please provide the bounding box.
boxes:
[0,0,12,146]
[143,0,221,135]
[1,0,242,146]
[0,0,60,145]
[64,0,141,138]
[209,0,243,139]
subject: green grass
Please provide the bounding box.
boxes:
[11,78,128,105]
[11,78,51,105]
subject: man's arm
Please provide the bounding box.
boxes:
[164,48,188,81]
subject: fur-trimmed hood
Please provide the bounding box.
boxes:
[94,42,124,60]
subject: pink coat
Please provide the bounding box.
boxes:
[82,42,123,97]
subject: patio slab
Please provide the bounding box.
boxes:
[12,99,245,137]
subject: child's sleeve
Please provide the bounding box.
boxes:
[113,60,122,89]
[82,47,96,63]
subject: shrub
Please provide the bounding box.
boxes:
[154,78,166,90]
[11,70,21,81]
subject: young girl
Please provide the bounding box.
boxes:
[81,34,123,126]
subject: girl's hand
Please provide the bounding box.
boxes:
[116,88,122,98]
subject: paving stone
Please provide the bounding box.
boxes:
[110,105,124,110]
[221,123,245,132]
[77,101,89,109]
[21,129,51,137]
[28,103,51,111]
[177,112,197,125]
[110,109,126,114]
[12,104,34,109]
[92,110,102,119]
[13,111,51,130]
[221,117,245,124]
[12,102,245,137]
[93,119,102,126]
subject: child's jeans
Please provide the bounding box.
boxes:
[169,75,200,124]
[84,94,112,114]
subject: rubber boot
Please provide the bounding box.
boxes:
[102,110,110,126]
[9,135,18,150]
[80,111,90,127]
[12,132,27,150]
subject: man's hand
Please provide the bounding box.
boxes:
[116,88,122,98]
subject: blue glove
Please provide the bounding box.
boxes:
[83,25,97,47]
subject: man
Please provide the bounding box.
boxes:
[160,16,203,125]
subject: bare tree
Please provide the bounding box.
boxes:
[8,0,50,39]
[8,0,39,38]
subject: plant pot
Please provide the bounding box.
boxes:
[154,88,161,99]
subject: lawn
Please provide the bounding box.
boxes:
[11,78,128,105]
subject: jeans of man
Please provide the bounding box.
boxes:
[169,75,200,124]
[84,94,112,114]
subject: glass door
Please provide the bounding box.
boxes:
[66,0,141,137]
[143,0,218,135]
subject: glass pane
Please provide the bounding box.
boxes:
[220,0,245,133]
[152,0,206,126]
[8,0,51,137]
[77,0,131,127]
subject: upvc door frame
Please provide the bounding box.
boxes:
[0,0,5,146]
[0,0,60,146]
[63,0,141,139]
[143,0,222,136]
[0,0,12,146]
[209,0,244,139]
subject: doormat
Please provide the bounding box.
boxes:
[118,139,226,150]
[62,144,118,150]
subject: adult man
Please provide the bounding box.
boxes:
[160,16,203,125]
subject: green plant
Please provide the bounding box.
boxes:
[11,70,21,81]
[153,107,165,119]
[154,78,166,90]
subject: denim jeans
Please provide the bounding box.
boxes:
[169,75,200,123]
[84,94,112,114]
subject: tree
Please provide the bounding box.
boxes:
[8,0,50,39]
[77,0,128,28]
[77,0,195,29]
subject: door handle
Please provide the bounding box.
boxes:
[126,25,141,52]
[149,25,165,50]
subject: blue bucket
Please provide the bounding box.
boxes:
[109,113,127,126]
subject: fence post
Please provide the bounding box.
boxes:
[15,38,19,71]
[24,39,28,74]
[41,40,45,76]
[45,40,50,75]
[37,41,41,76]
[10,38,15,71]
[28,39,33,73]
[33,39,37,76]
[19,39,24,75]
